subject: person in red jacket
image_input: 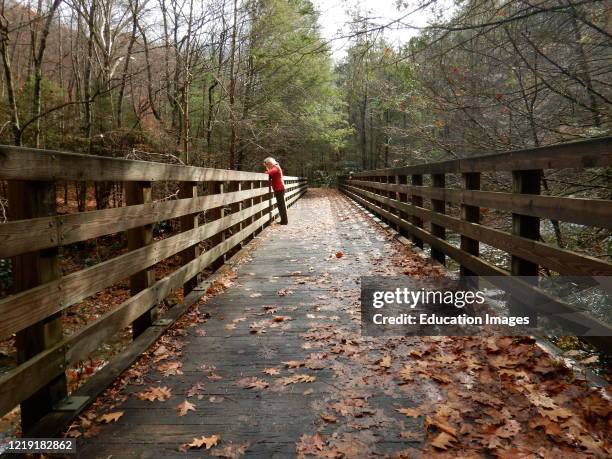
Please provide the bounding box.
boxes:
[264,157,288,225]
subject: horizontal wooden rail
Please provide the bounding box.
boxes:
[340,137,612,351]
[351,136,611,177]
[343,184,612,276]
[0,145,308,182]
[0,181,305,259]
[348,179,612,229]
[0,145,308,428]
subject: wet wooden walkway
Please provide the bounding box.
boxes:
[75,189,428,457]
[75,189,610,458]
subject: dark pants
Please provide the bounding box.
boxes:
[274,190,288,224]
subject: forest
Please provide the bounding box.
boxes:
[0,0,610,176]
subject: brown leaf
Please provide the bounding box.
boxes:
[273,315,291,322]
[529,416,563,437]
[180,434,220,451]
[176,400,196,416]
[279,374,316,385]
[158,361,183,376]
[135,386,172,402]
[527,392,557,409]
[537,406,573,422]
[426,415,458,437]
[398,365,413,383]
[186,382,205,397]
[495,419,520,439]
[431,432,456,450]
[296,432,326,456]
[283,360,304,369]
[263,368,280,375]
[335,251,344,258]
[98,412,124,424]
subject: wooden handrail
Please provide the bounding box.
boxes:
[340,136,612,351]
[0,148,308,429]
[350,136,612,177]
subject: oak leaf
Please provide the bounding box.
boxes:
[158,361,183,376]
[431,432,456,450]
[98,412,124,424]
[136,386,172,402]
[283,360,304,368]
[279,374,316,385]
[176,400,196,416]
[186,382,205,397]
[180,434,220,451]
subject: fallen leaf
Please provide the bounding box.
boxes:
[263,368,280,375]
[296,432,326,456]
[158,361,183,376]
[135,386,172,402]
[279,374,316,385]
[335,251,344,258]
[186,382,205,397]
[398,365,413,383]
[180,434,220,451]
[283,360,304,369]
[431,432,456,450]
[98,412,124,424]
[176,400,196,416]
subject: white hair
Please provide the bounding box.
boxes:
[263,157,278,166]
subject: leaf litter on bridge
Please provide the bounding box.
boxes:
[67,189,610,458]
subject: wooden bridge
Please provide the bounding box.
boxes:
[0,138,611,457]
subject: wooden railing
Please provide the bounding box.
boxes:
[0,145,307,430]
[339,136,612,349]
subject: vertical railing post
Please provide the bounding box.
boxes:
[397,174,409,236]
[9,180,67,433]
[126,181,156,338]
[267,180,273,224]
[227,180,242,258]
[511,169,541,321]
[430,173,446,265]
[410,174,424,248]
[460,173,480,276]
[179,181,199,296]
[206,181,224,270]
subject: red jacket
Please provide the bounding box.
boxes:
[266,165,285,192]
